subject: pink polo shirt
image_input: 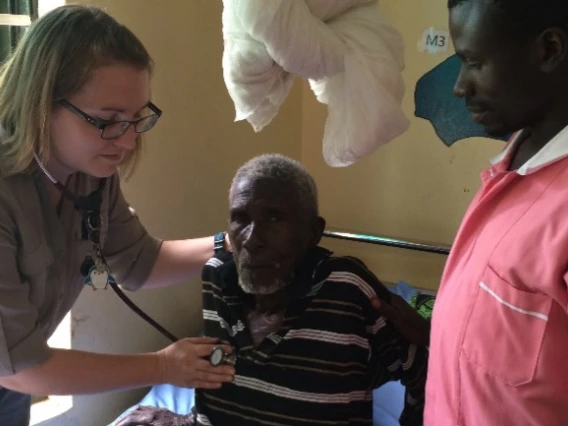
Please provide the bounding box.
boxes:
[425,128,568,426]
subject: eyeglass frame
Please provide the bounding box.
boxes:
[58,99,162,140]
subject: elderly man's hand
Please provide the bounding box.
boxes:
[116,406,194,426]
[371,294,431,347]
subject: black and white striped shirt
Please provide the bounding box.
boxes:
[195,247,427,426]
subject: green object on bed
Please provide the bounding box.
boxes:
[409,293,435,320]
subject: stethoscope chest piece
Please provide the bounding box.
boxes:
[209,346,237,367]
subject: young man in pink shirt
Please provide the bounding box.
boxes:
[424,1,568,425]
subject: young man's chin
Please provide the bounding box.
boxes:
[484,123,512,138]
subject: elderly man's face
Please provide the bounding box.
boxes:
[229,177,319,295]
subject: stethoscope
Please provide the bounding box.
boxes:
[34,155,180,343]
[35,155,237,366]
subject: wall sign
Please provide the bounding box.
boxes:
[418,28,450,54]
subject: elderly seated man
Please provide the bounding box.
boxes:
[118,154,428,426]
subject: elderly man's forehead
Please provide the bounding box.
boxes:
[230,177,297,202]
[233,176,284,191]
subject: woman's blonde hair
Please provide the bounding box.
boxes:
[0,5,153,177]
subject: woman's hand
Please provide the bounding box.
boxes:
[116,406,193,426]
[371,294,431,347]
[156,337,235,389]
[224,232,232,252]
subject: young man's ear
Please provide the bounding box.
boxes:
[538,28,567,73]
[310,216,326,246]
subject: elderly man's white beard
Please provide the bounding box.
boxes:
[238,273,293,295]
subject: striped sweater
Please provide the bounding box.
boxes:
[195,247,427,426]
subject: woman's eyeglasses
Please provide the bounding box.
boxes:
[59,99,162,140]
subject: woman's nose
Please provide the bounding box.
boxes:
[112,125,137,151]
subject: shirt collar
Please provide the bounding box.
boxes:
[490,125,568,175]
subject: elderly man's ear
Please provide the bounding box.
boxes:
[309,216,326,246]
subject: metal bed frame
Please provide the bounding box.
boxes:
[323,229,451,256]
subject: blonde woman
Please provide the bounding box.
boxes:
[0,5,234,425]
